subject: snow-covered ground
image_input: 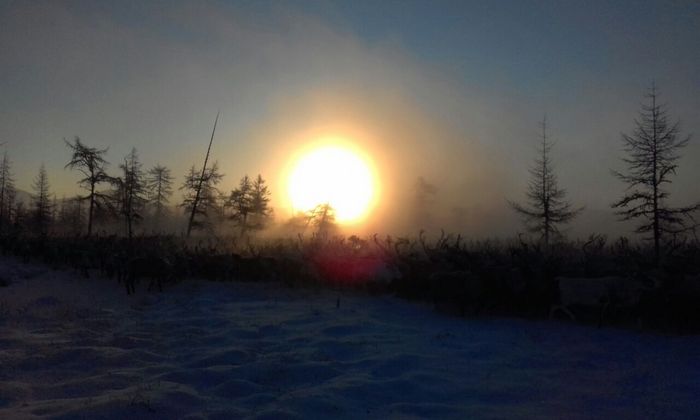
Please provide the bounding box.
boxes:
[1,256,699,419]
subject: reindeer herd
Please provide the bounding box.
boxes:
[1,231,699,331]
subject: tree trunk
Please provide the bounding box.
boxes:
[88,182,95,237]
[187,112,219,237]
[651,92,660,266]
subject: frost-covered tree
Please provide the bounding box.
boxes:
[146,164,173,229]
[307,203,336,238]
[6,187,17,228]
[612,83,698,263]
[0,151,15,232]
[186,112,220,237]
[250,174,272,230]
[228,174,272,236]
[228,175,253,235]
[510,117,582,246]
[180,161,224,233]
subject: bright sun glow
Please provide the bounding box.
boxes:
[287,145,376,224]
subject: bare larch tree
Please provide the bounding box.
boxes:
[146,164,173,221]
[114,148,146,239]
[146,164,173,230]
[31,164,52,236]
[510,117,582,246]
[612,82,698,263]
[64,137,110,236]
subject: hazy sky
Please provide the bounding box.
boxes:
[1,0,698,237]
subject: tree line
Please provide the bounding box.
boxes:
[509,83,698,265]
[0,83,697,265]
[0,138,274,240]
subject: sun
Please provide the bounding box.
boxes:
[287,144,377,224]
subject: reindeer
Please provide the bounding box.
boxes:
[124,255,173,295]
[429,270,486,316]
[550,274,658,327]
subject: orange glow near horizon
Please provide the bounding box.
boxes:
[286,142,378,224]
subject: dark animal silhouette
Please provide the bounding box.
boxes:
[125,255,172,295]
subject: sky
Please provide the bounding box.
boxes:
[1,0,698,238]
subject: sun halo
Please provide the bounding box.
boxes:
[286,144,377,224]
